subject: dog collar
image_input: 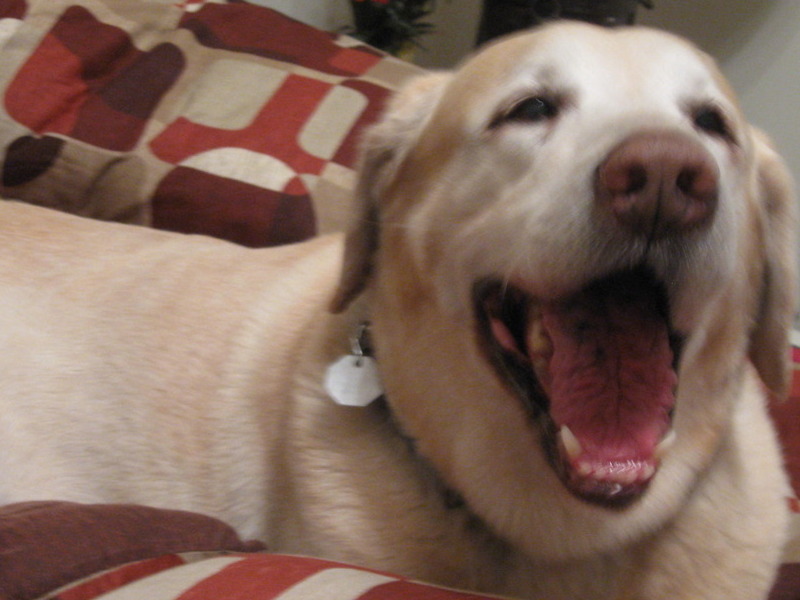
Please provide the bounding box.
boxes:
[324,322,384,407]
[325,323,468,512]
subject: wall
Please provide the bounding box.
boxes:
[246,0,351,32]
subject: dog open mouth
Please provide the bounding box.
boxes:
[475,268,682,508]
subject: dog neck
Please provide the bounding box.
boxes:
[373,395,468,510]
[328,321,468,511]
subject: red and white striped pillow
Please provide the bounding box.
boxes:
[42,553,505,600]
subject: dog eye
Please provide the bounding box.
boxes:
[693,106,730,138]
[498,96,559,125]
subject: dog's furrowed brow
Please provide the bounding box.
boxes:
[516,63,575,97]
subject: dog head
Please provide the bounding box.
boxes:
[333,23,797,558]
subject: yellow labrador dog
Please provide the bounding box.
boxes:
[0,23,796,600]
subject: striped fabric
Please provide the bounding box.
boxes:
[44,554,504,600]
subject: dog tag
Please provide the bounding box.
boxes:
[324,355,383,407]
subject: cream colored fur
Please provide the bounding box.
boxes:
[0,23,795,600]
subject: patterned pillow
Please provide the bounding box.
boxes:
[0,501,265,600]
[41,553,506,600]
[0,0,423,246]
[1,502,797,600]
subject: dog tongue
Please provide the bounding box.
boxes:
[535,273,676,472]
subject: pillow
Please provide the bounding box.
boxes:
[0,0,423,246]
[0,501,265,600]
[772,344,800,499]
[0,501,796,600]
[41,552,505,600]
[770,564,800,600]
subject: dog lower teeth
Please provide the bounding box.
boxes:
[574,460,655,484]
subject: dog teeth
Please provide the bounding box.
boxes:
[573,460,657,485]
[528,312,552,356]
[640,463,656,481]
[614,468,639,485]
[559,426,583,460]
[654,429,677,459]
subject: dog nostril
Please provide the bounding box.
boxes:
[601,163,647,196]
[676,169,695,195]
[677,167,712,198]
[677,164,718,201]
[627,165,648,195]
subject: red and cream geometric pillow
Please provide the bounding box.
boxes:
[0,0,423,246]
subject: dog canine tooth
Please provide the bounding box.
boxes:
[559,425,583,460]
[654,429,677,460]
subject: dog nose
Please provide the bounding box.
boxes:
[595,131,719,238]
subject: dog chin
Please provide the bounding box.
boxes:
[474,267,683,508]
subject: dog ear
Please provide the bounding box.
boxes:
[330,72,452,313]
[748,129,798,398]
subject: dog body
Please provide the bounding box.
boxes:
[0,24,796,599]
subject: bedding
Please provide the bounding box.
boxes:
[0,1,797,598]
[0,500,796,600]
[0,502,265,600]
[0,503,504,600]
[41,554,508,600]
[0,0,423,245]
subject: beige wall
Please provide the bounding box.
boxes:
[414,0,483,68]
[248,0,351,31]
